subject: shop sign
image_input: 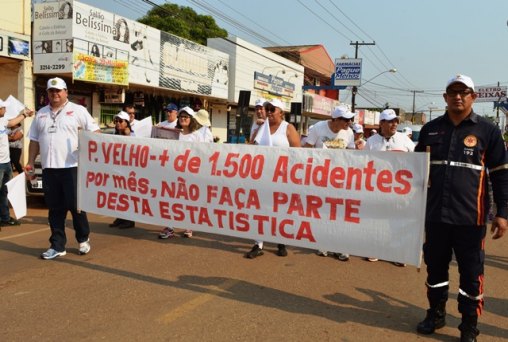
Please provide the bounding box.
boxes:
[253,72,295,97]
[302,92,340,117]
[73,52,128,85]
[0,29,30,61]
[334,58,362,87]
[476,86,507,103]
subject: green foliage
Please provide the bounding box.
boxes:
[137,3,227,45]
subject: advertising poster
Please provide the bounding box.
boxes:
[33,1,73,73]
[160,32,229,98]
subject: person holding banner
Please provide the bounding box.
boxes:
[245,99,301,259]
[415,74,508,341]
[109,111,136,230]
[27,77,100,260]
[158,106,210,239]
[303,104,356,261]
[0,99,34,230]
[158,103,179,129]
[364,108,413,266]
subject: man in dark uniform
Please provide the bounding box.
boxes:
[415,74,508,341]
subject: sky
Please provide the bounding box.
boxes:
[75,0,508,121]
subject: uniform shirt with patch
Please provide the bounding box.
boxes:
[415,111,508,224]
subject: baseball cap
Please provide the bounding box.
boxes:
[195,109,211,127]
[47,77,67,90]
[114,111,130,121]
[352,123,364,134]
[371,129,378,134]
[446,74,475,91]
[379,109,399,122]
[255,98,266,107]
[264,99,285,111]
[0,99,6,108]
[331,105,355,119]
[165,103,178,111]
[402,127,412,135]
[178,106,195,117]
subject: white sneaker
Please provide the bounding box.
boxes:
[41,248,66,260]
[79,239,91,255]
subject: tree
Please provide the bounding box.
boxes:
[137,3,227,45]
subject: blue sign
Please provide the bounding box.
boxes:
[334,58,362,87]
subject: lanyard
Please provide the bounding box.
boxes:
[50,101,68,125]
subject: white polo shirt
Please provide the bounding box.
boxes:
[28,101,99,169]
[365,131,415,152]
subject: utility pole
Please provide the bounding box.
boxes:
[350,41,375,112]
[411,90,424,123]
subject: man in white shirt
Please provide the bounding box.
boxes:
[364,108,413,266]
[27,77,100,260]
[304,104,355,261]
[249,98,266,143]
[0,99,34,229]
[158,103,178,129]
[125,104,139,129]
[304,104,356,149]
[365,109,415,152]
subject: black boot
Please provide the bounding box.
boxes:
[459,314,479,342]
[416,302,446,334]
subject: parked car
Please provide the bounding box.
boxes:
[26,155,43,196]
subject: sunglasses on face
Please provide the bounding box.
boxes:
[446,89,474,97]
[265,106,276,113]
[336,117,352,122]
[178,115,191,120]
[113,119,126,123]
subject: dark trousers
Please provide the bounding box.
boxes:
[424,222,486,316]
[43,167,89,252]
[9,147,22,173]
[0,162,13,222]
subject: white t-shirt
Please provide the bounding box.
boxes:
[305,120,355,149]
[365,131,415,152]
[179,128,212,143]
[28,101,100,169]
[158,119,177,129]
[0,117,10,163]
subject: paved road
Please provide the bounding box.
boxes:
[1,197,507,341]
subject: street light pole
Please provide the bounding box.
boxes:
[352,68,397,111]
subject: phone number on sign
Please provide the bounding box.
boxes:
[39,64,65,71]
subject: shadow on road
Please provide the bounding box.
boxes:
[1,236,507,340]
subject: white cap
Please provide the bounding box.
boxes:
[47,77,67,90]
[114,111,130,121]
[0,99,6,108]
[379,109,399,122]
[402,127,412,135]
[264,99,285,111]
[178,106,195,117]
[195,109,211,126]
[446,74,475,91]
[371,129,378,134]
[352,123,364,134]
[255,98,266,107]
[331,105,355,119]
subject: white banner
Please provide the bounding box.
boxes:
[78,132,429,266]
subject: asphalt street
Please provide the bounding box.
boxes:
[1,197,507,341]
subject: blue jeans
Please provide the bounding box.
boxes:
[0,162,13,222]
